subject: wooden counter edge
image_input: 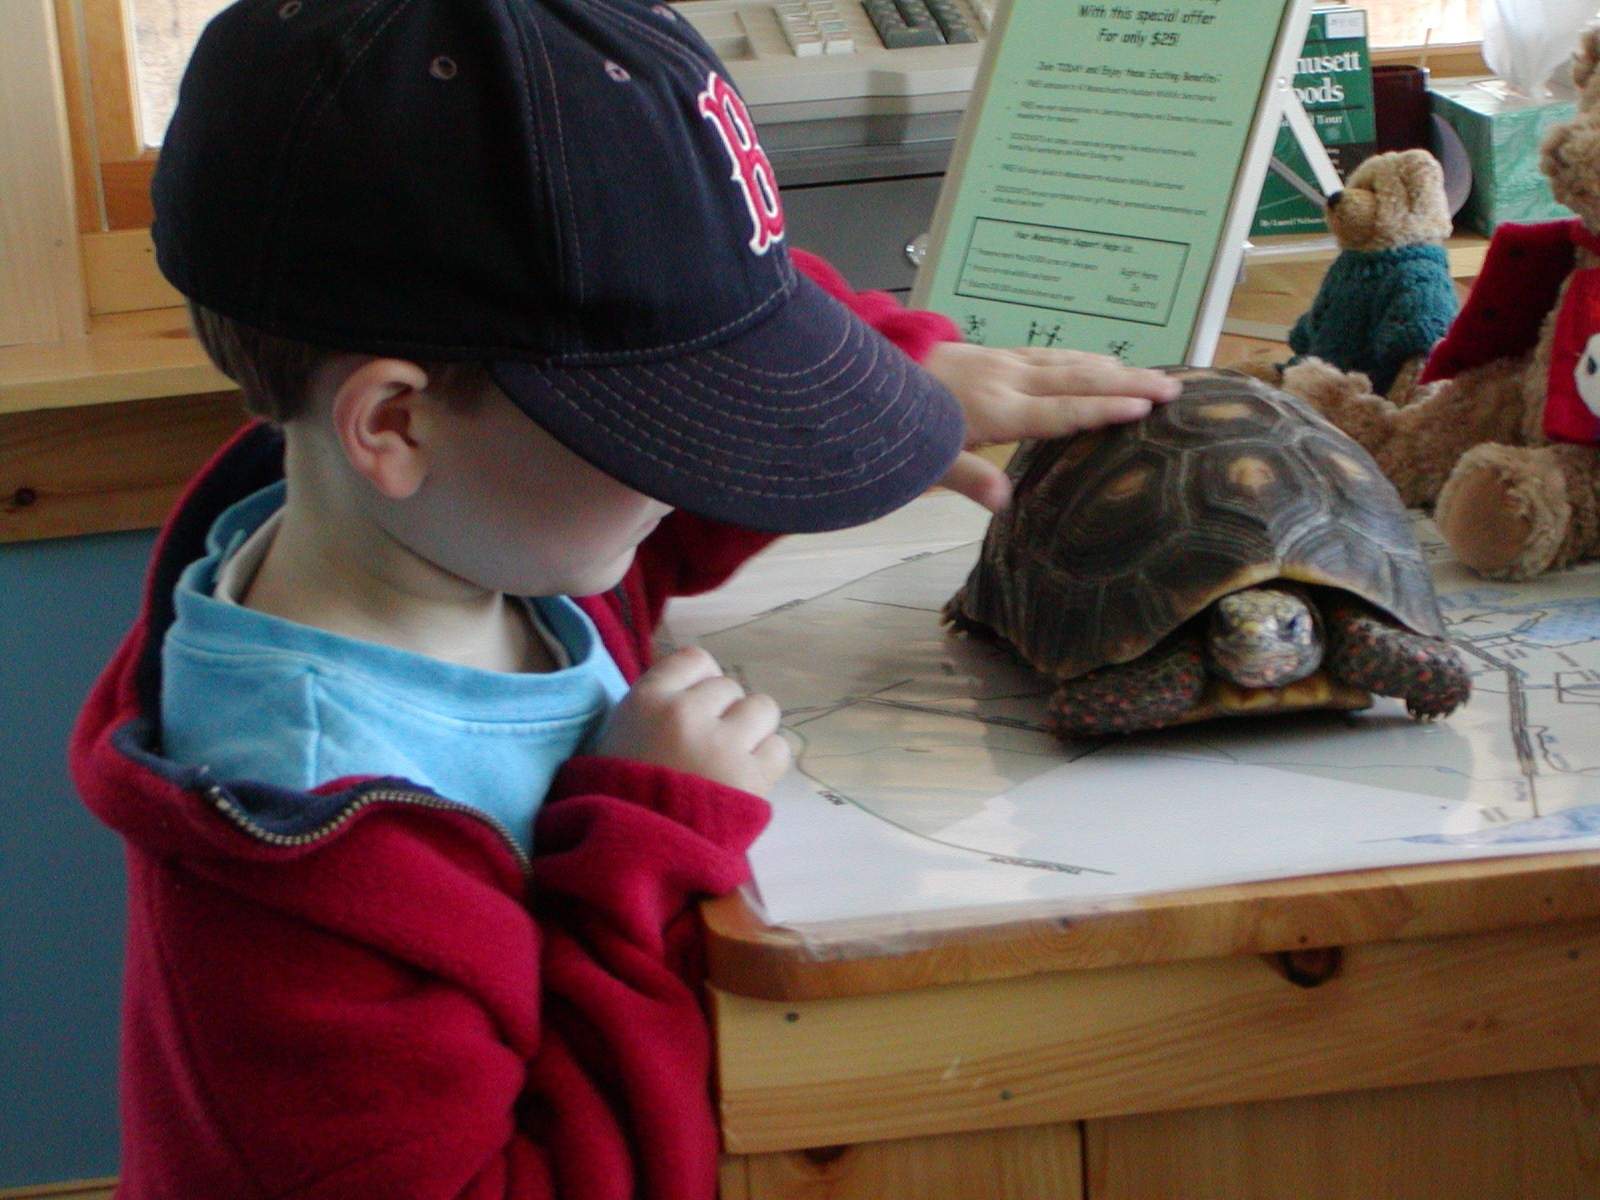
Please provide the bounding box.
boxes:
[702,847,1600,1001]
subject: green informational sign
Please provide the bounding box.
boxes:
[911,0,1314,366]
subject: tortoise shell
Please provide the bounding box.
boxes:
[948,367,1446,681]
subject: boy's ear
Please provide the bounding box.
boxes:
[330,358,434,500]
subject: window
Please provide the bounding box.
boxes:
[115,0,1486,154]
[1367,0,1480,50]
[132,0,231,147]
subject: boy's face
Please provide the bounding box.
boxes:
[389,383,674,599]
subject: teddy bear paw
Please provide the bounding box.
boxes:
[1222,358,1285,386]
[1435,444,1570,580]
[1280,357,1378,412]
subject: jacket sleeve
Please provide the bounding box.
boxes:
[790,246,962,359]
[526,756,770,1200]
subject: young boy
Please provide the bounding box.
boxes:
[72,1,1176,1197]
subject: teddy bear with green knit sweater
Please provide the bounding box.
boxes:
[1286,148,1460,398]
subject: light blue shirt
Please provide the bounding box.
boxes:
[160,484,630,853]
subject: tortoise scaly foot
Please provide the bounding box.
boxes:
[1325,600,1471,719]
[1048,635,1207,737]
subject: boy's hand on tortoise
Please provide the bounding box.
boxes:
[922,344,1180,513]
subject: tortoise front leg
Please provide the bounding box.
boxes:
[1324,597,1472,719]
[1048,633,1207,737]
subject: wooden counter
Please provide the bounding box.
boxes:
[0,303,242,544]
[708,847,1600,1197]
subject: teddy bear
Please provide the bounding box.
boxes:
[1284,148,1459,398]
[1274,26,1600,580]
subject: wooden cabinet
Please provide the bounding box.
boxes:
[708,861,1600,1198]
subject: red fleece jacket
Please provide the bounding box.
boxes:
[70,251,957,1200]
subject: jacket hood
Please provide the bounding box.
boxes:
[71,422,286,853]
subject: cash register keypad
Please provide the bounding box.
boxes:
[774,0,992,56]
[775,0,856,54]
[864,0,976,47]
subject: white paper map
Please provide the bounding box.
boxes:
[664,493,1600,935]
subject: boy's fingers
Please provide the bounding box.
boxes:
[635,645,723,694]
[752,732,794,780]
[683,673,753,717]
[938,451,1013,513]
[1010,347,1179,395]
[1022,361,1179,402]
[724,691,782,742]
[991,393,1153,442]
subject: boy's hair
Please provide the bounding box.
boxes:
[190,302,488,423]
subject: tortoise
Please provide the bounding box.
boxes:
[943,367,1472,737]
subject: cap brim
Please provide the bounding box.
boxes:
[490,273,964,534]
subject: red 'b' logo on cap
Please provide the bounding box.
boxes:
[698,72,784,255]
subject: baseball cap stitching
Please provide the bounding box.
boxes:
[517,7,583,319]
[578,0,701,72]
[697,322,876,386]
[261,0,417,324]
[640,361,883,438]
[544,371,925,495]
[665,329,861,401]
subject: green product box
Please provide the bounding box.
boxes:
[1250,5,1374,237]
[1429,77,1575,236]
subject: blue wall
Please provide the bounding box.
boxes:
[2,529,154,1187]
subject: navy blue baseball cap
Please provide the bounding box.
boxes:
[152,0,964,533]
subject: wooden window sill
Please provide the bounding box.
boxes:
[0,305,229,416]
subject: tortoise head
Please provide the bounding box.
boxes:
[1205,585,1325,689]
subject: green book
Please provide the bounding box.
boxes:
[1251,5,1374,236]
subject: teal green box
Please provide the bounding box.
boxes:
[1429,77,1575,235]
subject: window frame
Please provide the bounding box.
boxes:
[68,0,155,231]
[1,0,88,347]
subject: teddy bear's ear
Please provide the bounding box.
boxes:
[1572,24,1600,110]
[1399,151,1452,239]
[1397,151,1435,198]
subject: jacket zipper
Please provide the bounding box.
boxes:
[204,781,533,873]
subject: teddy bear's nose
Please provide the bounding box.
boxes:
[1326,190,1344,210]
